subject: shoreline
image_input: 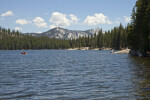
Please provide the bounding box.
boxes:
[67,47,111,50]
[0,48,130,54]
[112,49,130,54]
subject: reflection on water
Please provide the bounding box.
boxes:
[129,57,150,99]
[0,50,150,99]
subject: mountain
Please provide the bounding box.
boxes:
[26,27,100,39]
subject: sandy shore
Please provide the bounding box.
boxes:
[67,47,100,50]
[113,49,130,54]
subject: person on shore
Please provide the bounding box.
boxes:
[111,49,114,53]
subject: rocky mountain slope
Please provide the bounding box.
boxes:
[26,27,100,39]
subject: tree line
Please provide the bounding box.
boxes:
[0,0,149,51]
[0,27,70,50]
[127,0,150,51]
[0,23,128,50]
[70,23,128,50]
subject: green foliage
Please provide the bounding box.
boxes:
[5,0,149,50]
[0,28,70,50]
[0,25,128,50]
[127,0,150,51]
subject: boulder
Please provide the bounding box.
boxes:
[129,50,150,57]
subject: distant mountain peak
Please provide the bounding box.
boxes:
[26,28,100,39]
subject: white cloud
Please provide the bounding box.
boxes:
[70,14,78,24]
[84,13,112,26]
[15,27,22,30]
[33,17,48,28]
[16,19,31,25]
[37,31,42,33]
[50,25,57,29]
[49,12,79,29]
[124,16,131,23]
[1,11,13,17]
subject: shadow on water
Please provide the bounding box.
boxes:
[129,56,150,99]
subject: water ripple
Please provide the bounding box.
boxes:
[0,50,150,99]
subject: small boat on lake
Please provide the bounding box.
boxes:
[21,52,27,55]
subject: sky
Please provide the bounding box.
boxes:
[0,0,137,33]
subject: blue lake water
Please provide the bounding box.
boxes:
[0,50,150,100]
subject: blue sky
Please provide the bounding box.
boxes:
[0,0,137,33]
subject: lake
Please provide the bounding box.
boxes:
[0,50,150,100]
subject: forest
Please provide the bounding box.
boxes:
[0,0,150,51]
[0,24,127,50]
[128,0,150,51]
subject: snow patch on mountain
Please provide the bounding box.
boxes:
[26,27,100,39]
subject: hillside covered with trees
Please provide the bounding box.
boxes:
[0,23,128,50]
[0,0,150,52]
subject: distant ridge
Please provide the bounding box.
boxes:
[26,27,100,39]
